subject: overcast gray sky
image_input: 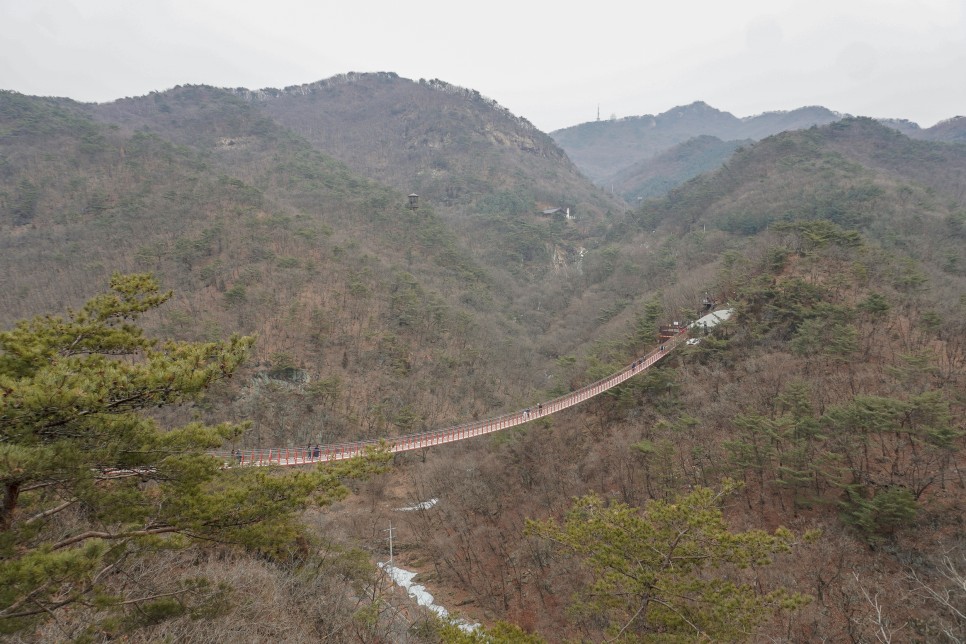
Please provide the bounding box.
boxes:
[2,0,964,132]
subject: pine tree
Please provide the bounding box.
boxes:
[527,484,811,641]
[0,273,389,634]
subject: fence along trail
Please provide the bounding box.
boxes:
[218,329,689,467]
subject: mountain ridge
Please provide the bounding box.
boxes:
[551,100,966,188]
[550,102,843,182]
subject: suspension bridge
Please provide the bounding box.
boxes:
[215,327,692,467]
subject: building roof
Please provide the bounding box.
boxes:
[691,308,734,329]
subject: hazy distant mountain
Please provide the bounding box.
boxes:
[877,115,966,143]
[609,135,751,201]
[550,102,842,183]
[917,115,966,143]
[876,118,924,137]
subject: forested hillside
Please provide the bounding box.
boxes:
[881,115,966,144]
[1,80,964,642]
[0,88,531,450]
[0,80,636,449]
[243,72,627,291]
[1,80,609,640]
[340,118,965,641]
[247,73,608,213]
[552,100,966,200]
[550,102,841,183]
[609,134,750,201]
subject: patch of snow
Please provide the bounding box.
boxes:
[379,563,478,632]
[397,498,439,511]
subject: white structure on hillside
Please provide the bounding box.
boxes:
[686,308,734,345]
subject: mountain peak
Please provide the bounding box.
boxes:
[662,101,730,119]
[682,100,716,111]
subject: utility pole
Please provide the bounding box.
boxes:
[385,521,395,569]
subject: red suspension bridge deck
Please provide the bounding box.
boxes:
[214,329,689,467]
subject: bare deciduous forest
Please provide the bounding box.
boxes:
[1,76,963,641]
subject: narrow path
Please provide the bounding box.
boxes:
[218,330,689,467]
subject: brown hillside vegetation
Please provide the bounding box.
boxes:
[1,86,964,642]
[329,119,965,640]
[246,73,611,214]
[348,221,963,640]
[610,134,750,201]
[0,87,570,447]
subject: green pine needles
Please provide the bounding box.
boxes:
[0,273,389,635]
[527,483,813,642]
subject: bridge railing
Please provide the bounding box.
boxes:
[212,329,688,467]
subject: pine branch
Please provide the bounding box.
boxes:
[52,525,180,550]
[24,499,76,526]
